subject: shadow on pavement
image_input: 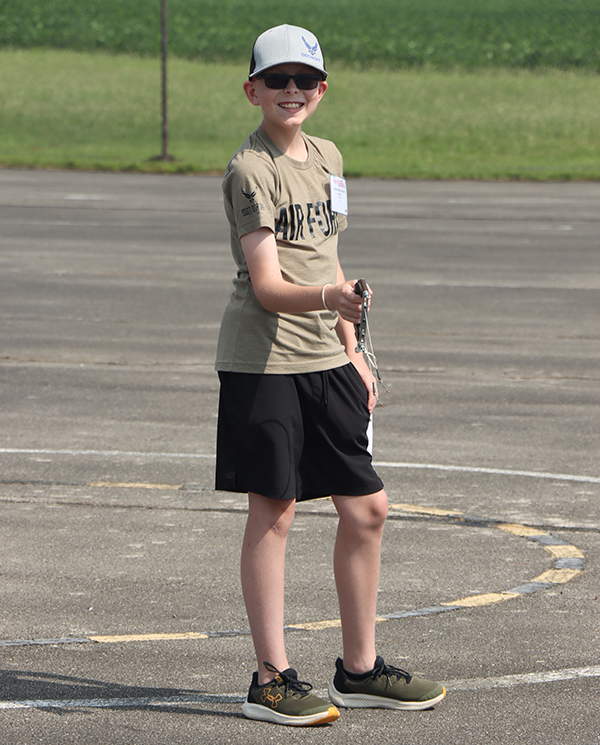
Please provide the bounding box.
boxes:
[0,669,242,718]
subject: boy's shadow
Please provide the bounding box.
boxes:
[0,668,242,718]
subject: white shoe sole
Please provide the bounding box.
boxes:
[328,682,446,710]
[242,701,340,726]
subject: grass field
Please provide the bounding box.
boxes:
[3,0,600,72]
[2,2,599,180]
[1,49,599,180]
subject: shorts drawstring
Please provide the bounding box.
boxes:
[321,370,329,409]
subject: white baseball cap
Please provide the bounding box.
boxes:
[249,24,327,79]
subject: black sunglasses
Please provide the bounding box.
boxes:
[257,72,323,90]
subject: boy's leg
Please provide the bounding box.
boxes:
[241,492,296,684]
[331,490,388,674]
[240,492,340,725]
[330,490,446,710]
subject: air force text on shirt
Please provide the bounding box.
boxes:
[275,200,341,241]
[241,200,265,218]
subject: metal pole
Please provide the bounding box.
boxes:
[150,0,175,161]
[160,0,169,158]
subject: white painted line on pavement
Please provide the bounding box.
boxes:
[0,448,215,460]
[374,461,600,485]
[2,449,600,485]
[1,666,598,710]
[0,693,244,710]
[446,665,600,691]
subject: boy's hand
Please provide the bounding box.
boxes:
[354,356,379,413]
[326,280,371,323]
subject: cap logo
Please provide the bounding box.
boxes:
[302,36,319,56]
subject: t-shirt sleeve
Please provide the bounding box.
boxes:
[222,152,279,239]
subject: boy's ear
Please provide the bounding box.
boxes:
[243,79,261,106]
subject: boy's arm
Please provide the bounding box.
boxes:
[241,227,362,323]
[241,227,377,411]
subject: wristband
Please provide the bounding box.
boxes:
[321,284,333,311]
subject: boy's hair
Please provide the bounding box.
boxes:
[249,24,328,80]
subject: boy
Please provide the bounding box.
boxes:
[215,24,446,726]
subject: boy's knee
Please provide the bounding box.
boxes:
[248,493,296,536]
[270,508,295,537]
[336,490,388,533]
[365,492,388,530]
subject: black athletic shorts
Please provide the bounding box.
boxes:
[215,363,384,502]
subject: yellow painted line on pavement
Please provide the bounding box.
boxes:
[497,523,547,537]
[390,502,463,517]
[387,503,585,608]
[442,592,519,608]
[88,482,184,490]
[287,616,390,631]
[90,632,209,643]
[543,544,585,560]
[531,568,582,585]
[286,620,342,631]
[1,502,585,649]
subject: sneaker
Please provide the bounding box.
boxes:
[242,662,340,726]
[328,656,446,710]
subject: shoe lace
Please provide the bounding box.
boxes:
[263,662,313,699]
[372,658,413,687]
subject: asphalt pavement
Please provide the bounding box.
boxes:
[0,169,599,744]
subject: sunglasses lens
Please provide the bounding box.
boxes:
[262,74,288,89]
[296,75,321,90]
[261,74,321,90]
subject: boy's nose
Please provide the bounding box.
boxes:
[284,77,299,91]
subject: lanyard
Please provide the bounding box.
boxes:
[354,279,389,404]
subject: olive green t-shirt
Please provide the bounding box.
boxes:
[215,127,349,374]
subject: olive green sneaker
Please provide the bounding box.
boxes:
[328,656,446,710]
[242,663,340,726]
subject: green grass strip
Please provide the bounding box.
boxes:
[3,0,600,72]
[1,50,599,180]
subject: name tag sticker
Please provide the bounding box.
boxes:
[329,174,348,216]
